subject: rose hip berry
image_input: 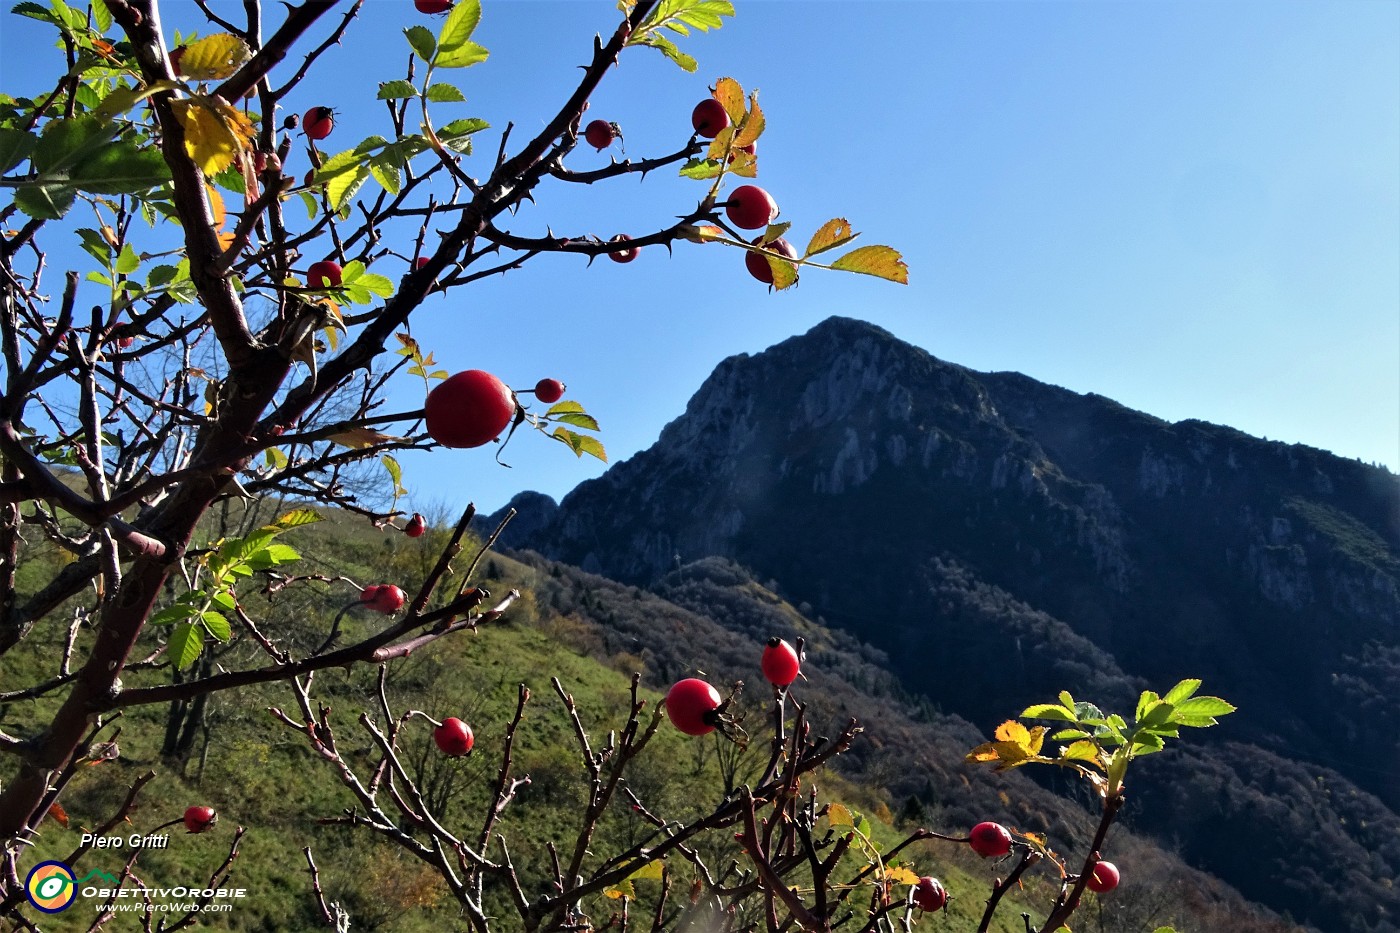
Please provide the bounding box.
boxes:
[665,678,722,736]
[912,876,948,912]
[425,370,517,449]
[969,821,1013,858]
[303,106,335,141]
[761,637,801,686]
[183,806,217,834]
[584,119,618,151]
[415,0,453,13]
[306,260,342,288]
[691,98,729,138]
[745,237,798,285]
[405,513,426,538]
[433,717,474,756]
[361,584,406,614]
[534,379,565,404]
[608,234,639,263]
[725,185,778,230]
[1086,860,1120,893]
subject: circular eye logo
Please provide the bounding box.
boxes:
[26,861,76,913]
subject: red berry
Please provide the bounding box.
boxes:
[415,256,431,269]
[760,637,801,686]
[306,260,342,288]
[414,0,453,12]
[367,585,406,614]
[304,170,318,188]
[405,513,426,538]
[424,369,517,449]
[665,678,722,736]
[969,821,1012,858]
[303,106,334,141]
[608,234,639,263]
[183,806,217,834]
[534,378,565,404]
[169,46,186,76]
[359,584,382,605]
[912,876,947,912]
[691,98,730,138]
[725,185,778,230]
[117,335,135,349]
[584,119,618,151]
[433,717,474,756]
[1086,861,1120,893]
[745,237,798,285]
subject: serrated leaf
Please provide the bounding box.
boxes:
[425,82,466,103]
[551,427,606,462]
[886,866,920,886]
[1135,690,1161,724]
[1171,696,1236,720]
[201,610,231,640]
[377,80,418,100]
[768,254,798,291]
[634,33,695,72]
[382,454,403,489]
[86,270,113,286]
[327,426,403,449]
[830,244,907,284]
[69,139,170,195]
[1022,703,1076,722]
[678,157,722,180]
[328,164,370,213]
[15,183,76,219]
[404,25,436,62]
[1163,679,1203,705]
[34,114,114,173]
[169,621,204,669]
[357,272,394,297]
[805,218,858,258]
[149,601,201,626]
[733,92,764,148]
[248,543,299,569]
[712,76,744,125]
[826,802,853,827]
[628,860,665,882]
[91,0,112,31]
[115,243,139,275]
[179,33,250,80]
[272,508,322,530]
[1051,728,1092,741]
[604,880,635,900]
[1061,739,1102,763]
[553,412,600,431]
[0,128,36,173]
[171,95,256,175]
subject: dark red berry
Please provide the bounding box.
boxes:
[608,234,639,263]
[725,185,778,230]
[303,107,334,141]
[745,237,798,285]
[691,98,730,138]
[307,260,342,288]
[760,637,801,686]
[433,717,474,756]
[415,0,453,12]
[368,585,405,614]
[1086,861,1120,893]
[912,876,947,912]
[969,821,1012,858]
[405,513,426,538]
[583,119,618,151]
[665,678,721,736]
[534,379,565,404]
[425,370,517,449]
[183,806,217,834]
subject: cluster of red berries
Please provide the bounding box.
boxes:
[665,638,800,736]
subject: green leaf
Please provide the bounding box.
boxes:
[633,33,695,72]
[382,455,403,490]
[404,25,436,62]
[356,271,394,297]
[146,263,178,287]
[435,0,487,68]
[1050,728,1092,741]
[69,139,171,194]
[11,2,52,23]
[1021,703,1076,722]
[264,447,288,469]
[85,270,112,287]
[328,164,370,213]
[678,157,722,180]
[1171,696,1237,720]
[376,80,418,100]
[1137,701,1175,730]
[168,621,204,669]
[201,610,231,641]
[437,117,488,155]
[1058,690,1076,709]
[34,115,115,173]
[91,0,112,32]
[1061,739,1101,763]
[552,427,607,462]
[553,412,600,431]
[149,600,200,626]
[14,182,76,219]
[829,244,909,284]
[425,83,466,103]
[209,589,236,611]
[1162,679,1203,705]
[247,543,299,569]
[271,508,322,530]
[368,156,402,195]
[115,242,139,275]
[1135,690,1161,724]
[0,128,36,173]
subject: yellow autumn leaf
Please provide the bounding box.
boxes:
[680,224,725,243]
[887,866,921,886]
[805,218,858,258]
[769,255,799,291]
[206,184,226,229]
[995,720,1030,744]
[733,91,764,148]
[713,76,745,125]
[830,244,909,284]
[172,95,256,175]
[179,34,252,81]
[826,802,854,828]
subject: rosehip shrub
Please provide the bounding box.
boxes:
[969,821,1013,858]
[534,378,565,404]
[583,119,618,151]
[691,97,729,138]
[1086,861,1120,893]
[306,260,342,288]
[760,637,800,686]
[745,237,798,285]
[405,513,426,538]
[424,370,517,449]
[665,678,722,736]
[183,806,217,834]
[608,233,639,263]
[433,718,474,757]
[302,106,335,141]
[912,876,948,912]
[725,184,778,230]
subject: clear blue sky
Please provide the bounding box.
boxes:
[4,1,1397,518]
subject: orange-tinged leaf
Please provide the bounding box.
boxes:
[48,802,70,827]
[326,427,403,449]
[216,231,236,250]
[728,149,757,177]
[733,92,764,148]
[826,802,854,827]
[206,185,226,229]
[769,255,799,291]
[680,223,725,243]
[995,720,1030,744]
[886,866,920,885]
[713,76,745,125]
[965,742,1002,763]
[705,127,736,161]
[172,96,256,175]
[830,244,908,284]
[179,34,252,81]
[805,218,857,258]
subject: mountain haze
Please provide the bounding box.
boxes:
[498,316,1400,932]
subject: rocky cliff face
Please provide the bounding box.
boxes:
[496,316,1400,932]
